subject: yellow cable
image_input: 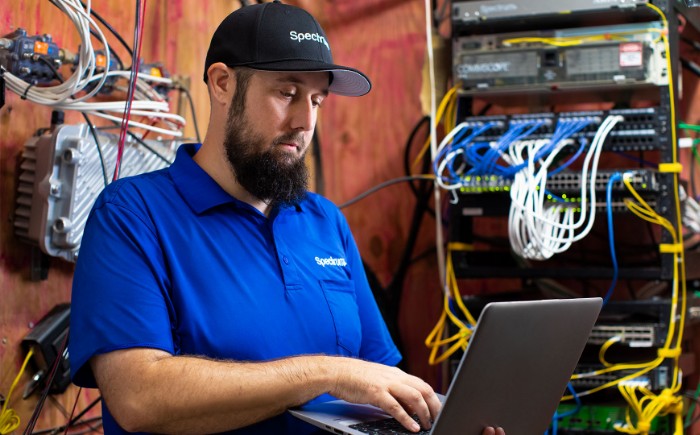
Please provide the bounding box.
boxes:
[414,84,460,170]
[614,385,684,434]
[563,176,685,403]
[0,348,34,435]
[425,244,478,365]
[614,15,686,421]
[501,29,663,48]
[598,336,621,367]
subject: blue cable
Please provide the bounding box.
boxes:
[613,151,656,168]
[447,298,473,330]
[544,190,567,203]
[434,123,496,184]
[468,122,525,175]
[539,119,587,177]
[531,119,574,160]
[604,172,623,305]
[548,137,588,176]
[505,119,589,178]
[486,121,544,175]
[466,120,543,178]
[442,117,596,187]
[532,119,591,175]
[548,383,582,435]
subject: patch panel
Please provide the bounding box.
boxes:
[458,107,668,152]
[571,363,670,390]
[587,325,659,347]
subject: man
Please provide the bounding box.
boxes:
[69,2,504,434]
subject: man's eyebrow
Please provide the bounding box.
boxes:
[275,75,330,96]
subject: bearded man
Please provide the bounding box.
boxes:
[69,2,503,435]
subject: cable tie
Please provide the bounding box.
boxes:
[658,162,682,173]
[659,243,683,254]
[21,81,37,100]
[637,421,652,432]
[657,347,681,358]
[448,242,474,251]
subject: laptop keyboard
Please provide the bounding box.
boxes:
[349,416,431,434]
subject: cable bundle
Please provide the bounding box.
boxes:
[508,115,622,260]
[432,112,622,260]
[1,0,185,137]
[433,120,546,190]
[424,242,478,365]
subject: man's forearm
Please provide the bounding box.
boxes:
[93,349,335,434]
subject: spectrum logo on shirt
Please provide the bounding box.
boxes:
[315,256,347,267]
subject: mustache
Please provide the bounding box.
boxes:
[273,132,306,148]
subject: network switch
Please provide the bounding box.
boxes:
[572,362,671,390]
[453,22,668,93]
[453,0,651,29]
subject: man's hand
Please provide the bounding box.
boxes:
[482,427,505,435]
[327,357,441,433]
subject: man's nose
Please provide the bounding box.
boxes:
[290,98,316,132]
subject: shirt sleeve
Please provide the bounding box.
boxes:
[69,183,175,388]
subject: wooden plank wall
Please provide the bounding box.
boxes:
[0,0,444,431]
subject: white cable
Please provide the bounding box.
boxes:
[424,0,447,292]
[3,0,184,137]
[508,116,623,259]
[87,111,185,137]
[680,185,700,234]
[434,122,477,190]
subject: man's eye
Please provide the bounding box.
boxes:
[281,91,296,98]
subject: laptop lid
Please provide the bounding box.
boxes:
[289,297,603,435]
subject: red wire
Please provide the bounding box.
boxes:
[113,0,147,182]
[62,387,82,435]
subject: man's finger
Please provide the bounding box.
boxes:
[377,395,421,433]
[391,384,433,430]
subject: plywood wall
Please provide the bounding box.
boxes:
[0,0,444,431]
[5,1,700,433]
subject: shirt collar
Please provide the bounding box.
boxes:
[169,143,240,214]
[169,143,304,215]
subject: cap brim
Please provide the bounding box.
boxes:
[245,60,371,97]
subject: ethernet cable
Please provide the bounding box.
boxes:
[0,349,34,434]
[431,114,620,260]
[413,84,460,170]
[1,0,184,137]
[508,115,622,260]
[561,175,686,435]
[424,242,478,365]
[501,27,664,48]
[604,173,623,305]
[548,383,581,435]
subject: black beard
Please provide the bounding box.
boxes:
[223,106,309,208]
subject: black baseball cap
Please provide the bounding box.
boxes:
[204,1,371,97]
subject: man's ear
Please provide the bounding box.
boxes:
[206,62,234,106]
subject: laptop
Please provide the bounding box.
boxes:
[289,297,603,435]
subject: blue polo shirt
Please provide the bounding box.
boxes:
[69,143,400,434]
